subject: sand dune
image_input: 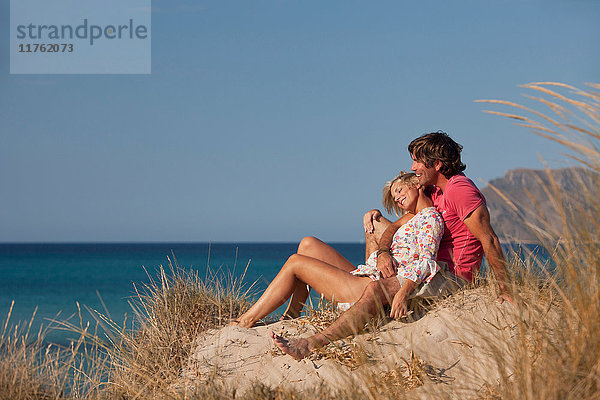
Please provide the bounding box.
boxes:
[180,287,546,398]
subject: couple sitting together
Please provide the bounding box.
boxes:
[233,131,514,360]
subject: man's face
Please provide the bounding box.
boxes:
[410,154,440,186]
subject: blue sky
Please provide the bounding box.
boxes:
[1,0,599,242]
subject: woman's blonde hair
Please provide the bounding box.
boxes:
[382,171,420,216]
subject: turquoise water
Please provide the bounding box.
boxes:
[0,243,366,345]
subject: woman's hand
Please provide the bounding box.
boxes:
[363,209,382,234]
[390,290,409,319]
[390,279,417,319]
[376,252,397,278]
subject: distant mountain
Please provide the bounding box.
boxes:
[479,167,597,243]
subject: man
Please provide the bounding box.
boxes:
[271,131,514,360]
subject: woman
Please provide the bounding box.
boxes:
[232,172,443,328]
[337,176,443,310]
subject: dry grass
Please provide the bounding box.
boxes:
[379,351,455,391]
[0,304,66,400]
[100,258,254,398]
[0,302,110,400]
[309,339,370,370]
[0,257,254,400]
[106,259,252,397]
[476,82,600,399]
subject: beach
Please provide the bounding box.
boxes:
[178,286,547,398]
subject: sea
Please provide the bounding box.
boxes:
[0,242,544,346]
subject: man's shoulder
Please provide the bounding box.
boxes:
[445,174,483,197]
[443,174,487,218]
[447,173,479,188]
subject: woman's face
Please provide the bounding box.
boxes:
[391,181,419,212]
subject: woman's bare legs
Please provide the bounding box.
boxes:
[282,237,357,318]
[234,254,372,328]
[272,277,401,360]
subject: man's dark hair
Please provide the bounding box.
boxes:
[408,131,466,178]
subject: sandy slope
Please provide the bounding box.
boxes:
[180,287,543,398]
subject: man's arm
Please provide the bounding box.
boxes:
[463,205,515,304]
[363,209,393,261]
[363,209,389,234]
[376,213,413,278]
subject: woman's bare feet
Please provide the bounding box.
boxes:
[228,316,255,328]
[269,331,312,360]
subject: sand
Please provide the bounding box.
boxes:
[179,287,545,398]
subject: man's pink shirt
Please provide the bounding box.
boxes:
[430,173,486,282]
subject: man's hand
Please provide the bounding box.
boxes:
[496,284,517,305]
[363,209,382,234]
[376,251,397,278]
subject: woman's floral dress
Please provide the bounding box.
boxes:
[338,206,443,311]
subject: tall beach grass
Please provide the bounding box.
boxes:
[475,82,600,399]
[0,258,254,399]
